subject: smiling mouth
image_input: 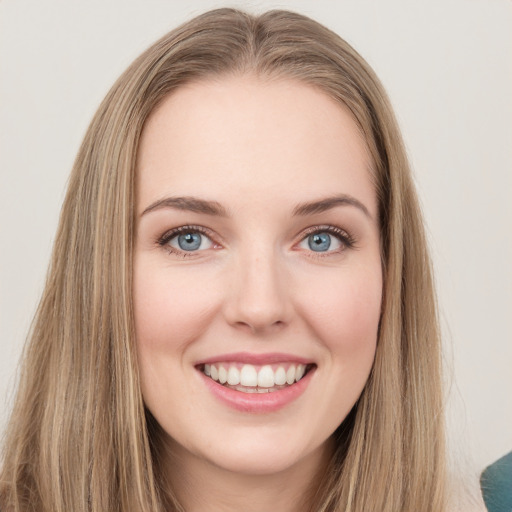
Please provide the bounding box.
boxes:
[198,362,315,393]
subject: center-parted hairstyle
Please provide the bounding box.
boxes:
[1,8,446,512]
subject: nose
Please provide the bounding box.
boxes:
[223,247,292,335]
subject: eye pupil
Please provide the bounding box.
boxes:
[308,233,331,252]
[178,233,202,251]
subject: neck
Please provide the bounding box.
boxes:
[159,436,335,512]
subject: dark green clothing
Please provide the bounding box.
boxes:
[481,451,512,512]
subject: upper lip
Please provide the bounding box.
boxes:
[196,352,314,366]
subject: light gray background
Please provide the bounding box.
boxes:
[1,0,511,483]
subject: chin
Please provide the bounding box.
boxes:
[192,428,330,477]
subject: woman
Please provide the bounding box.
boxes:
[0,8,446,511]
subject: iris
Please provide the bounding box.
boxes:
[178,233,202,251]
[308,233,331,252]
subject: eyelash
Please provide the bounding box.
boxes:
[300,225,357,256]
[157,225,217,258]
[156,224,357,257]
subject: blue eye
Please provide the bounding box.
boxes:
[308,232,332,252]
[165,230,214,252]
[177,233,202,251]
[298,228,349,254]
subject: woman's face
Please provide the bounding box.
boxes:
[134,76,382,477]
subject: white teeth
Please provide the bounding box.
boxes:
[257,365,275,388]
[274,366,287,386]
[203,362,310,390]
[286,366,296,385]
[218,366,227,384]
[240,364,258,386]
[227,366,240,385]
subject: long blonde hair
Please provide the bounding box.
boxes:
[1,9,446,511]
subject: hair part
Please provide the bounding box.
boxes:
[1,8,446,511]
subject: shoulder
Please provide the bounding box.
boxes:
[480,451,512,512]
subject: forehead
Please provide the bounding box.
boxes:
[136,75,376,217]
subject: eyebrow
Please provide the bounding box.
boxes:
[141,196,228,217]
[292,194,372,219]
[141,193,371,219]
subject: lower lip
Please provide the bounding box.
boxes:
[199,367,315,413]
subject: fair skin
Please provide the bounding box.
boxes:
[133,75,382,512]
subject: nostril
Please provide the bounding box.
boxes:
[223,265,292,332]
[233,318,287,335]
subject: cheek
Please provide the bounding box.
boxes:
[289,263,381,437]
[133,261,221,353]
[298,265,382,359]
[132,260,225,423]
